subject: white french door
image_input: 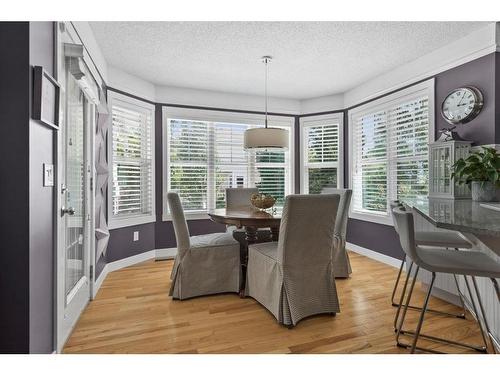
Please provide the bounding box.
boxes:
[56,71,94,351]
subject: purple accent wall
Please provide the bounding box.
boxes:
[435,53,497,145]
[106,223,156,262]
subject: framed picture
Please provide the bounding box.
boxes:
[33,65,60,130]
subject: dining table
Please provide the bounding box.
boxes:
[208,206,282,296]
[208,206,282,243]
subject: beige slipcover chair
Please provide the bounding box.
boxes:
[321,187,353,278]
[245,194,341,327]
[167,192,241,300]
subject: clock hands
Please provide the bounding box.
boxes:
[457,91,466,106]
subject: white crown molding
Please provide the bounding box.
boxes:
[78,22,498,115]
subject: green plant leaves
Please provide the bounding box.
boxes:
[451,147,500,186]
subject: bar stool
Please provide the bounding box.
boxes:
[390,201,471,323]
[392,206,500,354]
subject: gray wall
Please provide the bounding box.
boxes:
[28,21,55,354]
[0,21,31,354]
[105,52,500,265]
[0,21,55,354]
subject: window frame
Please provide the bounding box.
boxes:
[348,79,435,226]
[107,91,156,229]
[162,106,295,221]
[299,113,344,194]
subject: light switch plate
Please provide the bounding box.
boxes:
[133,231,139,241]
[43,163,54,187]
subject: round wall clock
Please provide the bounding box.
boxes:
[441,86,483,125]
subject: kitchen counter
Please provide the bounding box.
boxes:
[402,197,500,238]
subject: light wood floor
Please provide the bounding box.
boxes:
[64,251,489,354]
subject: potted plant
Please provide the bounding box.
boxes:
[451,147,500,202]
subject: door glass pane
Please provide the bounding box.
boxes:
[65,75,85,297]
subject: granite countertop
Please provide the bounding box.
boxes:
[401,198,500,237]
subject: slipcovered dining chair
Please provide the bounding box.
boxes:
[226,187,271,242]
[321,187,353,278]
[245,194,341,327]
[167,192,241,300]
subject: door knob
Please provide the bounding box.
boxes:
[61,206,76,216]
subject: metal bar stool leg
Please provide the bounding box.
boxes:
[391,257,406,307]
[395,266,420,345]
[410,272,436,353]
[392,263,464,330]
[398,274,488,353]
[470,276,495,352]
[393,261,414,331]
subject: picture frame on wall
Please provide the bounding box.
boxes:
[33,65,60,130]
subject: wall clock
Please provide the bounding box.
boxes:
[441,86,483,125]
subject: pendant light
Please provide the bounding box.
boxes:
[244,56,289,149]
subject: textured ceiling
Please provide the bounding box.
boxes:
[90,22,489,99]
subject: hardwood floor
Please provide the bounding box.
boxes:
[64,251,489,354]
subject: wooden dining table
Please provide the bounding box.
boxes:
[208,206,282,243]
[208,206,282,296]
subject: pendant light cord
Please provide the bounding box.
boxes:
[264,57,268,128]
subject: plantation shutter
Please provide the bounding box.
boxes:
[302,120,341,194]
[352,109,388,215]
[388,97,430,201]
[166,113,292,214]
[350,84,431,220]
[168,119,209,212]
[111,96,154,222]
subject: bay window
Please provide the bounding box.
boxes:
[163,108,294,219]
[348,79,434,225]
[300,113,343,194]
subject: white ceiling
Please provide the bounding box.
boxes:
[90,22,489,100]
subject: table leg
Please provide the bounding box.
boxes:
[271,226,280,242]
[245,226,258,244]
[239,226,257,298]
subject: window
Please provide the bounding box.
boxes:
[108,92,155,228]
[348,79,434,225]
[300,114,343,194]
[163,108,294,219]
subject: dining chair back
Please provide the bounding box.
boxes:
[226,188,258,209]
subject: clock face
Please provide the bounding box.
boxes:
[441,87,483,125]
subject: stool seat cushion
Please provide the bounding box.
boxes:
[415,231,472,249]
[417,247,500,278]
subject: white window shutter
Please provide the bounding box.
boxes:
[109,92,155,228]
[166,113,292,214]
[350,81,433,222]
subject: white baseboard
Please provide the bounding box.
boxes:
[347,242,402,269]
[155,247,178,260]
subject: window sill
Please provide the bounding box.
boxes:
[108,214,157,230]
[348,211,393,226]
